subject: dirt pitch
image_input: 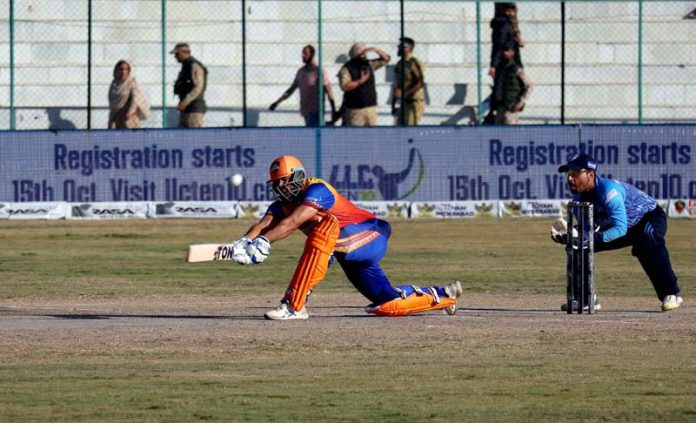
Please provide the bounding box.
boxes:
[2,293,692,333]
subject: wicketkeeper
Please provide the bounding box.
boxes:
[550,153,683,312]
[230,155,462,320]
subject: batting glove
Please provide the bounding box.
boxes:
[245,236,271,264]
[231,237,252,265]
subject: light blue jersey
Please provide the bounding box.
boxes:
[574,177,656,243]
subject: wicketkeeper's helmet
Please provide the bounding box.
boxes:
[268,155,306,202]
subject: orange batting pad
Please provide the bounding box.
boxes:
[286,215,340,312]
[367,292,456,317]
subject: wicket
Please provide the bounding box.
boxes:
[566,201,596,314]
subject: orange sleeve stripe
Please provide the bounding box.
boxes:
[335,230,381,253]
[301,201,322,210]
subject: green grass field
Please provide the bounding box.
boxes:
[1,218,694,422]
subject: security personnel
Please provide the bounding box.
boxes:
[393,37,426,126]
[491,43,532,125]
[171,42,208,128]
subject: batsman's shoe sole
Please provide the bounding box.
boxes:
[444,305,458,315]
[264,303,309,320]
[661,295,683,312]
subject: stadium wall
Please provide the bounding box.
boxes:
[1,1,694,129]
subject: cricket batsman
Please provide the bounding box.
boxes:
[230,155,462,320]
[550,153,683,312]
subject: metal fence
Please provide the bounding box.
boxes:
[1,0,694,130]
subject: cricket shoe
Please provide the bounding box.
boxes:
[661,295,683,312]
[364,304,380,313]
[443,280,463,316]
[561,294,601,312]
[264,302,308,320]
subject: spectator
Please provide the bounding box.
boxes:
[269,45,337,127]
[392,37,425,126]
[508,3,525,48]
[483,3,524,124]
[489,2,523,79]
[490,44,532,125]
[171,43,208,128]
[338,42,391,126]
[108,60,150,129]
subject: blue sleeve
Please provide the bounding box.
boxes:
[266,201,284,218]
[599,182,628,243]
[302,182,336,211]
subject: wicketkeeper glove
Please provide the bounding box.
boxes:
[551,231,568,245]
[550,217,582,245]
[550,217,568,244]
[244,236,271,264]
[231,237,252,265]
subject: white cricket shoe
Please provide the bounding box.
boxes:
[561,294,601,312]
[661,295,683,312]
[264,302,309,320]
[443,280,463,316]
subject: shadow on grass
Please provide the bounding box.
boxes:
[45,314,260,320]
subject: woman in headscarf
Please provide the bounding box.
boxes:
[108,60,150,128]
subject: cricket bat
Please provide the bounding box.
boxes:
[187,243,237,263]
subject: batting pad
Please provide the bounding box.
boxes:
[367,290,456,317]
[286,215,340,312]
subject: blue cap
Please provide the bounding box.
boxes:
[558,153,597,173]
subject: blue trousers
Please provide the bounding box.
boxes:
[334,219,447,305]
[596,207,680,300]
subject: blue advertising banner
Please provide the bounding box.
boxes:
[0,128,315,203]
[320,125,580,201]
[1,125,695,202]
[579,126,696,200]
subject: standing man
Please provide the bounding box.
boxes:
[489,2,523,79]
[171,42,208,128]
[484,2,524,124]
[392,37,426,126]
[229,155,462,320]
[269,45,337,127]
[338,42,391,126]
[550,153,683,312]
[491,44,532,125]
